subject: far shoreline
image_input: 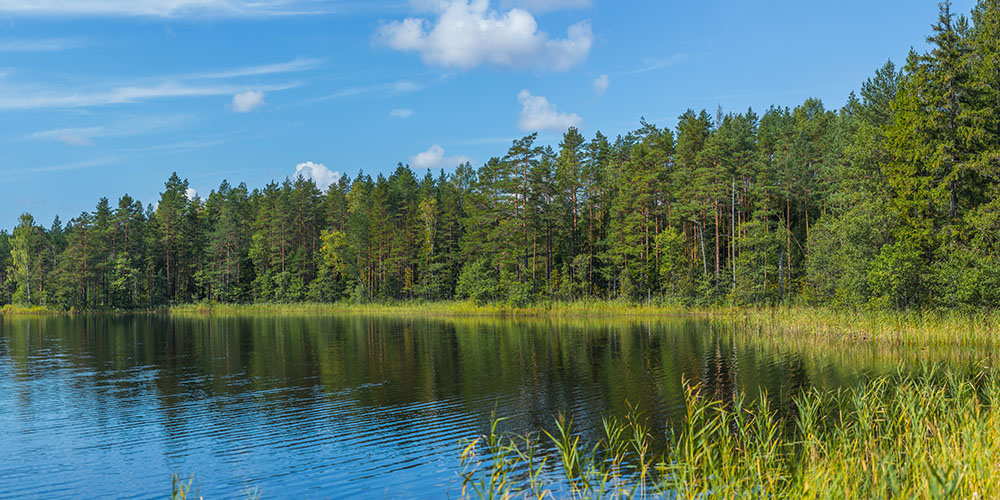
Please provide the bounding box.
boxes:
[3,301,999,347]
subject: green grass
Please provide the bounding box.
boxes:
[167,300,694,318]
[720,306,1000,347]
[459,365,1000,499]
[8,299,1000,347]
[0,304,62,315]
[168,301,1000,347]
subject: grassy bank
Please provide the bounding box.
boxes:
[6,300,999,347]
[459,366,1000,499]
[168,301,1000,346]
[0,304,63,315]
[167,300,693,318]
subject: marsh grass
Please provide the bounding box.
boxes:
[170,474,198,500]
[0,304,60,315]
[167,300,692,318]
[722,306,1000,347]
[169,301,1000,347]
[459,365,1000,499]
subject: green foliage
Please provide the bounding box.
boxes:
[499,268,531,308]
[867,241,926,309]
[4,1,1000,311]
[458,366,1000,499]
[455,259,500,305]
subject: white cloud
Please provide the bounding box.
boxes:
[409,145,471,169]
[0,57,312,111]
[294,161,341,191]
[389,108,414,118]
[185,57,320,80]
[0,38,87,52]
[185,187,199,200]
[28,126,102,146]
[316,80,420,101]
[377,0,592,71]
[0,0,338,18]
[593,74,608,96]
[26,114,192,146]
[0,60,302,110]
[11,156,118,174]
[231,90,265,112]
[619,54,689,76]
[498,0,590,12]
[517,89,581,132]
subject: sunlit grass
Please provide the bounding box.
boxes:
[168,301,1000,346]
[719,306,1000,346]
[459,365,1000,499]
[0,304,60,315]
[167,300,693,318]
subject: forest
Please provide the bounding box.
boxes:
[1,2,998,311]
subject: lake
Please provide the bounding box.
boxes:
[0,314,984,499]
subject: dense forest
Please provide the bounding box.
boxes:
[1,1,998,310]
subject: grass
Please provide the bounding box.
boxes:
[721,306,1000,347]
[459,364,1000,499]
[168,301,1000,347]
[167,300,693,318]
[0,304,61,315]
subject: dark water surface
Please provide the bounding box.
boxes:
[0,314,986,499]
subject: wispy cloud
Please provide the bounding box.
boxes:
[0,81,298,110]
[389,108,414,118]
[0,0,352,18]
[0,37,88,52]
[0,57,313,110]
[593,74,608,96]
[25,114,193,145]
[497,0,591,13]
[315,80,421,101]
[26,126,103,146]
[617,54,689,76]
[12,156,118,174]
[124,137,231,154]
[182,57,322,80]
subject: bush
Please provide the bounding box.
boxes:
[455,259,500,305]
[866,240,925,309]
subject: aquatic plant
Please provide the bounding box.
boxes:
[459,365,1000,498]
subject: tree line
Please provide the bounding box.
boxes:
[1,1,998,310]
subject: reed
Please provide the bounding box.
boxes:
[168,301,1000,346]
[0,304,61,315]
[459,365,1000,498]
[166,300,694,318]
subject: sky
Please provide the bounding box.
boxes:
[0,0,978,230]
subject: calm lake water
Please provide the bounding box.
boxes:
[0,314,988,499]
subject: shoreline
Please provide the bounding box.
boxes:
[3,301,999,347]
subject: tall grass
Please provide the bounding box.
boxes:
[459,365,1000,498]
[721,306,1000,346]
[168,301,1000,346]
[0,304,60,315]
[167,300,693,318]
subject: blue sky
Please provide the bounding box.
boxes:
[0,0,977,229]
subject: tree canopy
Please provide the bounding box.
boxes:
[3,1,999,310]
